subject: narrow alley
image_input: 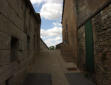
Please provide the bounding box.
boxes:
[23,48,95,85]
[0,0,111,85]
[23,40,95,85]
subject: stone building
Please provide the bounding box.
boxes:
[56,43,63,49]
[62,0,111,85]
[40,39,49,51]
[61,0,78,63]
[0,0,41,85]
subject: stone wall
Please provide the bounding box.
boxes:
[0,0,41,85]
[76,0,110,26]
[77,2,111,85]
[40,39,49,51]
[77,26,86,71]
[56,43,63,49]
[92,4,111,85]
[62,0,111,85]
[62,0,78,63]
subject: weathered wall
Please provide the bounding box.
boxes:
[77,1,111,85]
[62,0,78,63]
[56,43,63,49]
[0,0,41,85]
[77,26,86,71]
[77,0,110,26]
[40,39,48,51]
[62,0,111,85]
[92,4,111,85]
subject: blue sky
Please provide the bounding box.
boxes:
[30,0,63,47]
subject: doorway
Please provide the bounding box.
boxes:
[10,37,18,62]
[85,20,95,73]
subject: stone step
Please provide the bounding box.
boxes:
[63,58,73,61]
[63,57,73,59]
[63,56,74,62]
[63,56,73,59]
[63,55,73,57]
[62,51,71,53]
[65,60,74,62]
[62,51,73,54]
[62,53,73,56]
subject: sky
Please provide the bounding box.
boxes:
[30,0,63,47]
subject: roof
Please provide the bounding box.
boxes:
[40,38,49,49]
[61,0,65,23]
[25,0,41,22]
[36,13,41,24]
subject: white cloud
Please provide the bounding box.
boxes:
[30,0,63,4]
[45,0,63,4]
[53,22,62,27]
[30,0,44,4]
[30,0,63,46]
[44,36,62,47]
[30,0,63,20]
[40,3,62,20]
[41,27,62,37]
[41,27,62,47]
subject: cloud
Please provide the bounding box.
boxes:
[41,27,62,37]
[30,0,63,4]
[44,36,62,47]
[40,3,62,20]
[41,27,62,47]
[30,0,63,46]
[30,0,44,4]
[30,0,63,20]
[53,22,62,27]
[45,0,63,4]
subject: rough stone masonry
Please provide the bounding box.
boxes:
[61,0,111,85]
[0,0,41,85]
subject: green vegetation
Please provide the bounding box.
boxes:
[49,46,56,50]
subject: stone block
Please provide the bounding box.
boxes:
[0,0,9,12]
[0,50,10,66]
[7,0,25,18]
[92,3,111,85]
[0,32,11,50]
[8,69,27,85]
[0,0,41,85]
[0,0,24,31]
[0,14,26,40]
[0,81,5,85]
[0,64,12,82]
[16,51,25,63]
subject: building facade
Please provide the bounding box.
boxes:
[0,0,41,85]
[56,43,63,49]
[62,0,111,85]
[61,0,78,63]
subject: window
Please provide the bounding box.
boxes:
[27,35,30,49]
[11,37,18,62]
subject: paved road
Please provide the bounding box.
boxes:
[28,50,69,85]
[66,73,95,85]
[24,50,95,85]
[23,73,52,85]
